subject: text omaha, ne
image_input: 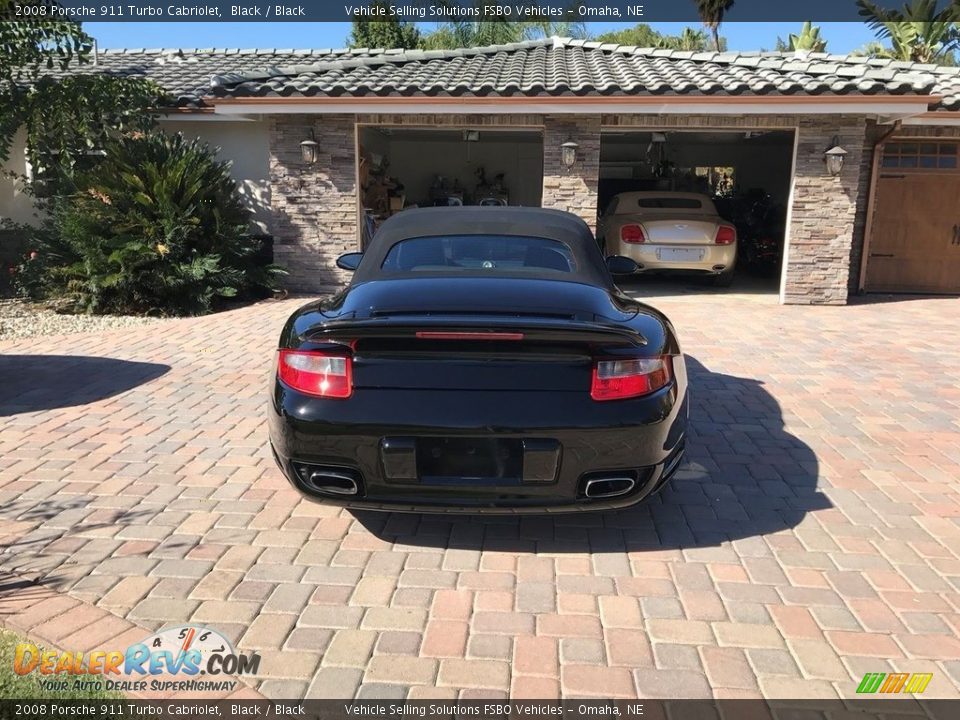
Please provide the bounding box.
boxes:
[345,4,643,19]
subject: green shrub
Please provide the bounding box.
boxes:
[17,132,284,315]
[0,629,125,702]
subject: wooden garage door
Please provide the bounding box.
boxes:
[865,141,960,294]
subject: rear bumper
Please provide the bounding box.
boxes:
[617,242,736,273]
[267,373,688,514]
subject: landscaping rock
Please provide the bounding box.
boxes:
[0,298,164,340]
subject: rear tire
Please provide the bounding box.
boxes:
[712,268,735,287]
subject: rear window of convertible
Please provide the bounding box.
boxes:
[636,197,702,209]
[381,235,576,274]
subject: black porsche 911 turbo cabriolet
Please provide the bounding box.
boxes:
[268,207,688,513]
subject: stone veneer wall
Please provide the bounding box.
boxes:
[269,110,876,304]
[892,124,960,138]
[541,115,602,231]
[269,114,357,292]
[785,116,869,305]
[357,113,542,127]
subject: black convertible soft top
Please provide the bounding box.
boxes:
[352,207,611,287]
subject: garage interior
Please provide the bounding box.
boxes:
[599,129,796,292]
[357,126,543,244]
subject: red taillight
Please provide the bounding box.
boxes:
[620,224,646,244]
[590,356,672,401]
[277,349,352,399]
[415,331,525,341]
[715,226,736,245]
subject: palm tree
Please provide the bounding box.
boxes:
[419,1,587,49]
[525,1,589,41]
[349,1,421,49]
[526,20,589,41]
[856,0,960,63]
[692,0,735,52]
[595,24,721,51]
[776,22,828,52]
[595,23,669,47]
[450,21,525,48]
[663,27,713,52]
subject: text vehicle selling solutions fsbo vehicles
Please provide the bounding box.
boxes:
[268,208,688,513]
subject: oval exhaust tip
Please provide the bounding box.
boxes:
[583,476,636,499]
[306,470,358,496]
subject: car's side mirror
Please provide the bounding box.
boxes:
[336,252,363,271]
[606,255,639,275]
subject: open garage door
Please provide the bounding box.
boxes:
[357,126,543,246]
[598,129,795,295]
[864,140,960,294]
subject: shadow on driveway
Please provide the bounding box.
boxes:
[0,495,158,587]
[351,355,831,551]
[0,355,169,416]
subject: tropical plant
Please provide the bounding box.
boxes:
[856,0,960,63]
[692,0,736,52]
[418,1,587,49]
[1,3,163,192]
[524,18,589,41]
[0,6,89,163]
[594,24,720,51]
[17,133,284,316]
[852,40,892,58]
[594,23,664,47]
[349,2,421,49]
[664,27,715,51]
[420,20,526,50]
[776,22,828,52]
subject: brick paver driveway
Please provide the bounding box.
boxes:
[1,290,959,700]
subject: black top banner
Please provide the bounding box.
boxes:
[4,0,960,23]
[2,699,960,720]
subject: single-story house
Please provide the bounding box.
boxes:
[3,36,960,304]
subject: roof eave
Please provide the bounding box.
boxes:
[900,111,960,125]
[208,94,940,117]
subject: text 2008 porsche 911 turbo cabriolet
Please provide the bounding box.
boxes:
[268,207,688,513]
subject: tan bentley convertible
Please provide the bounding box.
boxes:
[597,192,738,286]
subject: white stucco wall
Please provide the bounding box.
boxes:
[0,119,272,232]
[0,128,38,226]
[160,118,271,232]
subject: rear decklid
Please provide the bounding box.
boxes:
[615,215,722,246]
[299,278,647,392]
[321,277,628,322]
[609,193,724,246]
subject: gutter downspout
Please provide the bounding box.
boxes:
[857,120,901,293]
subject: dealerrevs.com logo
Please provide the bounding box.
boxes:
[857,672,933,694]
[13,625,260,694]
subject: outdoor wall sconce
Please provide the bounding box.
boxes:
[300,130,319,164]
[824,136,847,176]
[561,139,579,169]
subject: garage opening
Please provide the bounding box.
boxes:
[357,126,543,246]
[598,129,796,295]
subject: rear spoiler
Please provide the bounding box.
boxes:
[300,315,647,347]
